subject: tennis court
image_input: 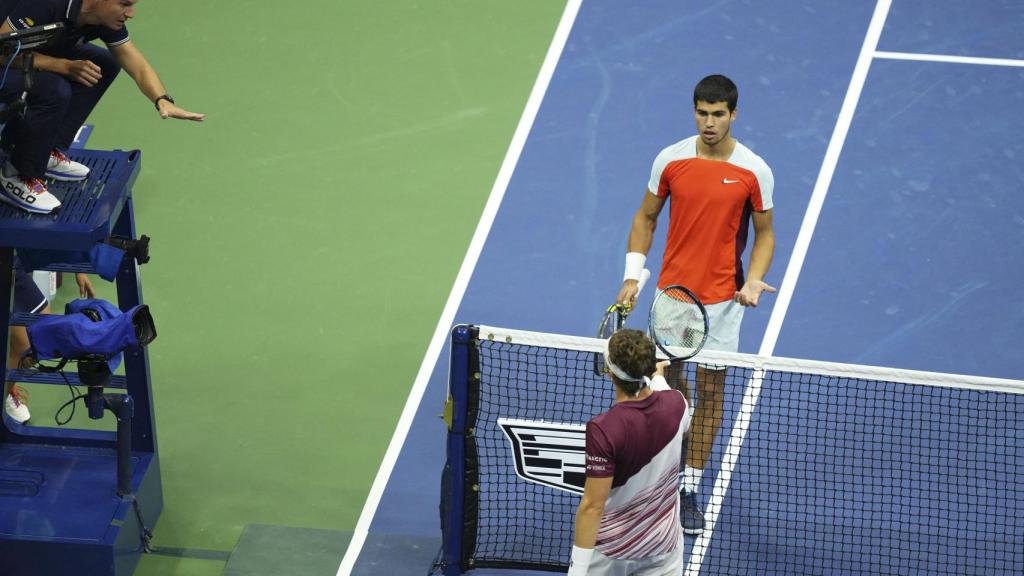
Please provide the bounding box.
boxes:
[2,1,1019,575]
[345,0,1024,574]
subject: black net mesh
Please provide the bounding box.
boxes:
[457,328,1024,575]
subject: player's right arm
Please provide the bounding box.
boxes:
[616,191,665,305]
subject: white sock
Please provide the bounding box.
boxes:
[679,465,702,494]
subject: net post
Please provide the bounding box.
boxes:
[436,324,478,575]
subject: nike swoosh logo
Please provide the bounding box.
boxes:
[722,178,739,184]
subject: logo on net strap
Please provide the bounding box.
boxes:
[498,418,586,495]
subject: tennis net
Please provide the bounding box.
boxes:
[434,324,1024,576]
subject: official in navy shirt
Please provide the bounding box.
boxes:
[0,0,203,214]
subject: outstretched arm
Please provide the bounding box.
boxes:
[734,209,776,306]
[111,41,204,121]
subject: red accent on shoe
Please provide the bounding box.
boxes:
[18,176,48,195]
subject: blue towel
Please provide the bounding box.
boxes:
[26,299,147,372]
[16,244,126,281]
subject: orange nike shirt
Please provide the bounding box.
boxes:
[647,136,774,305]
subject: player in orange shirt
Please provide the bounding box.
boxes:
[615,74,777,535]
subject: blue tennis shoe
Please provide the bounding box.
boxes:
[680,489,706,535]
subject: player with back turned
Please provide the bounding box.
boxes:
[616,74,777,535]
[569,329,691,576]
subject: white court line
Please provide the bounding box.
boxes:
[334,1,583,574]
[684,0,894,573]
[875,50,1024,68]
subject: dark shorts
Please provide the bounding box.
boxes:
[13,268,47,313]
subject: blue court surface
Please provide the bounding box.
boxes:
[344,1,1024,574]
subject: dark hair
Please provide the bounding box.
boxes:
[693,74,738,111]
[607,329,656,396]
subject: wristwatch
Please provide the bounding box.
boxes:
[154,94,175,110]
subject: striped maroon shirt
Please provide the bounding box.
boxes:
[586,389,690,559]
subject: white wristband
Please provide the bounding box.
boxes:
[624,252,646,282]
[568,545,593,576]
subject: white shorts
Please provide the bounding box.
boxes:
[586,534,683,576]
[702,298,743,353]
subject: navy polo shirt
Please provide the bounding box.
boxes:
[4,0,129,55]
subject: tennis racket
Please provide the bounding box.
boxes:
[594,269,651,375]
[648,284,709,362]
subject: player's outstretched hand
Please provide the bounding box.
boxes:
[734,280,776,307]
[158,102,205,122]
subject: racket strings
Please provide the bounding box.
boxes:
[652,321,705,349]
[650,286,708,359]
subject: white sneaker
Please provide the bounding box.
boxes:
[5,390,30,424]
[0,163,61,214]
[46,149,89,181]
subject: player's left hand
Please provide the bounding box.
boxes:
[158,101,205,122]
[75,273,96,299]
[734,280,776,307]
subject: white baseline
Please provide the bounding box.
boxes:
[875,50,1024,68]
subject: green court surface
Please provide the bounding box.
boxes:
[20,1,566,574]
